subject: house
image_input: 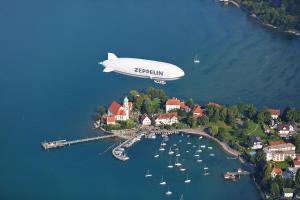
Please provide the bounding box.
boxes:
[103,115,116,125]
[271,167,282,179]
[267,109,280,120]
[264,141,296,161]
[192,104,203,118]
[140,114,151,126]
[108,97,132,121]
[180,101,191,112]
[294,159,300,169]
[154,112,178,126]
[278,124,294,138]
[165,97,181,112]
[207,102,221,107]
[283,188,294,198]
[249,136,263,150]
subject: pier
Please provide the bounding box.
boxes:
[41,134,115,150]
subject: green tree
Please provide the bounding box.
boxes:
[185,98,194,107]
[208,125,218,136]
[295,135,300,153]
[282,107,299,123]
[98,105,106,117]
[186,116,197,128]
[295,169,300,188]
[246,104,257,120]
[197,116,209,126]
[128,90,139,102]
[269,182,280,198]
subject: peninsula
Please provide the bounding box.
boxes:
[94,87,300,199]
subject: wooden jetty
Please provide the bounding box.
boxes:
[41,134,115,150]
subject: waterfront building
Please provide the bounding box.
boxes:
[267,108,280,119]
[107,97,132,121]
[192,104,203,118]
[154,112,178,126]
[278,124,294,138]
[103,116,116,125]
[249,136,263,150]
[271,167,282,179]
[264,141,296,161]
[206,102,221,107]
[165,97,181,112]
[140,114,151,126]
[180,101,191,112]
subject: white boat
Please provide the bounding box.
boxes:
[203,167,208,170]
[199,136,203,139]
[160,176,167,185]
[196,149,202,153]
[175,158,182,167]
[180,167,186,172]
[168,147,174,155]
[209,153,215,157]
[194,154,200,157]
[184,175,191,183]
[196,159,202,162]
[187,142,191,145]
[167,160,174,168]
[161,142,167,146]
[208,146,213,150]
[186,150,189,153]
[154,154,159,158]
[159,145,165,151]
[154,80,166,85]
[165,188,172,196]
[173,143,177,147]
[192,145,196,148]
[200,145,206,148]
[193,54,200,64]
[176,153,181,157]
[179,139,182,143]
[145,170,152,178]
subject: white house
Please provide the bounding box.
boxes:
[140,114,151,126]
[267,109,280,120]
[283,188,294,198]
[155,113,178,126]
[250,136,263,150]
[108,97,132,121]
[264,141,296,161]
[278,124,294,138]
[165,97,181,112]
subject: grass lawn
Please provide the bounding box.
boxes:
[273,161,289,169]
[245,120,266,139]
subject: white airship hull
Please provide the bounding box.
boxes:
[99,53,184,84]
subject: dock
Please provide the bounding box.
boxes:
[41,134,115,150]
[224,168,250,180]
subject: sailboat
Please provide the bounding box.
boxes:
[168,147,174,155]
[184,175,191,183]
[165,187,172,196]
[159,143,165,151]
[160,176,167,185]
[145,170,152,178]
[167,160,174,168]
[180,167,186,172]
[175,157,182,167]
[193,54,200,64]
[196,159,202,163]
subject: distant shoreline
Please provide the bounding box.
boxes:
[226,0,300,37]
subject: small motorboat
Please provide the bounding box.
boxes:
[168,147,174,155]
[165,188,172,196]
[200,145,206,149]
[199,136,203,139]
[209,153,215,157]
[160,176,167,185]
[145,170,152,178]
[167,160,174,168]
[208,146,213,150]
[196,159,202,162]
[154,154,159,158]
[184,175,191,183]
[176,153,181,157]
[203,167,209,170]
[180,167,186,172]
[187,142,191,145]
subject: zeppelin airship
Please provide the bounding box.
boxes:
[98,53,185,84]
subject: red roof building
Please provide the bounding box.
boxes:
[271,167,282,178]
[267,109,280,119]
[192,104,203,118]
[166,97,181,112]
[268,141,286,146]
[103,115,116,125]
[155,112,178,126]
[207,102,221,107]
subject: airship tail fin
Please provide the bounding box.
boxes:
[103,67,114,72]
[108,52,118,60]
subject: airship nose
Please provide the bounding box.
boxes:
[178,68,185,77]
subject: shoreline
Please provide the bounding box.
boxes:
[227,0,300,37]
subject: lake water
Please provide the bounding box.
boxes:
[1,0,299,199]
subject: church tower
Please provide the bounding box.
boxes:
[123,96,129,120]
